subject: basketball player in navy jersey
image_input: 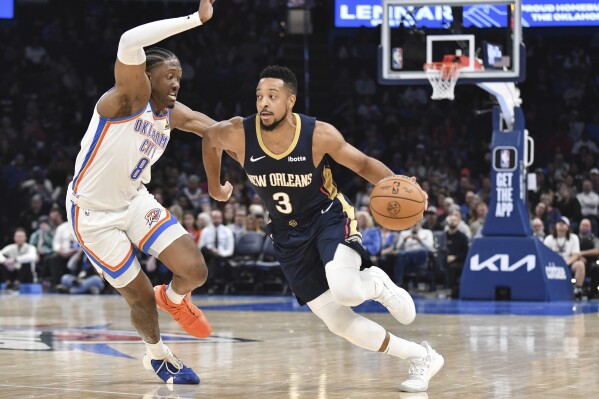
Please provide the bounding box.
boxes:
[67,0,218,384]
[202,66,443,393]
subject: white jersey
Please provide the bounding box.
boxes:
[69,97,171,210]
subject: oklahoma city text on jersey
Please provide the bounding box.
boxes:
[135,118,169,159]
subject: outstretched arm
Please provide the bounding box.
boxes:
[97,0,215,119]
[170,101,217,137]
[202,117,245,201]
[313,122,394,185]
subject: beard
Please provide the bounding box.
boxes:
[260,113,286,131]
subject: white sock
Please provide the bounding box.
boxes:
[165,282,186,305]
[144,339,169,359]
[384,333,427,359]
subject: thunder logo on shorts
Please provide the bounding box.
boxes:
[145,208,162,227]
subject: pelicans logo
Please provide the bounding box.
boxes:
[145,208,162,227]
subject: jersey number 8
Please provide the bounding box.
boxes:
[130,157,150,180]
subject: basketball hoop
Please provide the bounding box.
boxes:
[423,61,462,101]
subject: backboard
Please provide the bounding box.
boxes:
[378,0,525,85]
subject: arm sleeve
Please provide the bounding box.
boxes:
[117,12,202,65]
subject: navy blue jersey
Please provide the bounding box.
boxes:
[242,113,339,223]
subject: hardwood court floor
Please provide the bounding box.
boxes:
[1,294,598,399]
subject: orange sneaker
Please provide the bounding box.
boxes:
[154,285,212,338]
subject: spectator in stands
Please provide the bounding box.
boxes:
[46,213,78,291]
[24,36,48,65]
[168,204,184,222]
[354,69,376,97]
[393,221,434,287]
[222,203,235,226]
[468,201,488,239]
[422,206,443,231]
[556,183,582,229]
[533,201,548,233]
[477,177,492,205]
[56,249,104,295]
[20,166,53,204]
[29,216,54,260]
[540,193,562,233]
[574,218,599,298]
[18,194,46,235]
[544,217,585,299]
[0,228,39,291]
[590,168,599,193]
[378,227,398,276]
[445,209,472,242]
[228,208,247,241]
[576,180,599,233]
[244,214,265,236]
[460,191,477,223]
[552,153,570,182]
[182,210,200,244]
[29,215,54,281]
[356,210,382,258]
[199,210,235,293]
[571,131,599,156]
[529,168,551,208]
[531,217,546,241]
[445,214,469,299]
[181,175,203,211]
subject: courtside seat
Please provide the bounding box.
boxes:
[250,238,289,295]
[227,232,265,294]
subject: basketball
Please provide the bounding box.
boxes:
[369,176,427,231]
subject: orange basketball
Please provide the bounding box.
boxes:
[369,176,427,231]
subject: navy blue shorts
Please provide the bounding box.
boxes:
[266,194,374,305]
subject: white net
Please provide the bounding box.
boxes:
[424,62,462,101]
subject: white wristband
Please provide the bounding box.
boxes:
[117,12,202,65]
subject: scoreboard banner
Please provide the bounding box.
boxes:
[335,0,599,27]
[1,0,14,19]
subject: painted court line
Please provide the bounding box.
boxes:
[0,384,195,398]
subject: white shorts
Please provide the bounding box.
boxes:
[65,189,187,288]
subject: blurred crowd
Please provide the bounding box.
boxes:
[1,0,599,297]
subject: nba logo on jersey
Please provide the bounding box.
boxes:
[145,208,162,227]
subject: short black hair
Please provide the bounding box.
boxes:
[259,65,297,95]
[145,47,178,71]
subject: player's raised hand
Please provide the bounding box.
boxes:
[199,0,215,24]
[210,181,233,202]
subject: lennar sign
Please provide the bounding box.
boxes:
[470,254,536,272]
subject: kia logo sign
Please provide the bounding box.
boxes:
[470,254,536,272]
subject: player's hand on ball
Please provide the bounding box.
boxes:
[199,0,215,24]
[210,181,233,202]
[404,175,428,209]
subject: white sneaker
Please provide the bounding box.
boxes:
[399,342,444,393]
[369,266,416,325]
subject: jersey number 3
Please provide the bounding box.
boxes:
[130,157,150,180]
[273,192,292,214]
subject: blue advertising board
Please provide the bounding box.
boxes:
[335,0,599,27]
[0,0,14,19]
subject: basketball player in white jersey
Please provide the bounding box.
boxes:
[67,0,216,384]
